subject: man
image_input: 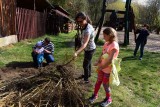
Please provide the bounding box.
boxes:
[32,37,54,67]
[133,24,150,60]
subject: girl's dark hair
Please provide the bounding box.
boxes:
[75,12,92,24]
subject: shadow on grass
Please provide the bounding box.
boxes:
[6,61,35,68]
[122,56,137,61]
[56,41,75,48]
[91,102,102,107]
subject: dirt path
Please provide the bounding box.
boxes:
[98,28,160,52]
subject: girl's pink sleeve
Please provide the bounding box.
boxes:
[109,42,119,58]
[109,42,119,51]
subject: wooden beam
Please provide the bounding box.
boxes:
[95,0,107,43]
[106,9,125,14]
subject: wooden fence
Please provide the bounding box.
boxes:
[0,0,47,41]
[16,8,47,41]
[0,0,16,37]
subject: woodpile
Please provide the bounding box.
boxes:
[0,63,87,107]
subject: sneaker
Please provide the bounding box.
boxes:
[139,57,142,60]
[89,94,98,104]
[84,80,90,83]
[101,98,112,107]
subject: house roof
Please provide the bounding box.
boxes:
[16,0,74,21]
[16,0,52,12]
[53,5,70,16]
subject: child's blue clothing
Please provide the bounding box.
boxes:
[35,47,44,67]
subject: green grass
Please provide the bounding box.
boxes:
[0,32,160,107]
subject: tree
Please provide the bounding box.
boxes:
[65,0,89,17]
[48,0,68,7]
[136,0,160,31]
[87,0,102,24]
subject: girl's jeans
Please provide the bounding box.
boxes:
[83,49,95,81]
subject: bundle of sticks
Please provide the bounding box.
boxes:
[0,62,87,107]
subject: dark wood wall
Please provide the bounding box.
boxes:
[0,0,47,41]
[16,8,47,41]
[0,0,73,41]
[0,0,16,37]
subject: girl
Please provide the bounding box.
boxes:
[89,27,119,107]
[74,12,96,83]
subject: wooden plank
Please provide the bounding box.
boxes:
[15,7,47,41]
[0,0,3,36]
[16,8,21,40]
[19,8,23,40]
[22,9,27,39]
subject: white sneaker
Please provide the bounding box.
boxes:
[101,98,112,107]
[89,94,98,104]
[139,57,142,60]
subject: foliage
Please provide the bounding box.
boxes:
[87,0,103,25]
[133,0,160,30]
[47,0,119,24]
[106,0,126,20]
[47,0,67,7]
[47,0,160,30]
[65,0,89,18]
[48,0,89,18]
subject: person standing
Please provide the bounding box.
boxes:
[133,24,150,60]
[89,27,119,107]
[74,12,96,83]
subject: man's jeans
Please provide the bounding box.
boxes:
[134,41,145,58]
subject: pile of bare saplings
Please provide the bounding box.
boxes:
[0,63,87,107]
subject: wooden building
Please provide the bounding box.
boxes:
[0,0,73,47]
[46,5,75,35]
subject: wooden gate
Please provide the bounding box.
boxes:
[16,8,47,41]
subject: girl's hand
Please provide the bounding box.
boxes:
[94,61,99,66]
[97,65,102,71]
[74,52,78,57]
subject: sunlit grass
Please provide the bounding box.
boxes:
[0,31,160,107]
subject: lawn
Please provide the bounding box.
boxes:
[0,31,160,107]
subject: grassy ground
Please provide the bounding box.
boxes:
[0,31,160,107]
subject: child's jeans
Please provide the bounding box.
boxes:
[37,54,44,67]
[94,70,111,99]
[134,40,145,58]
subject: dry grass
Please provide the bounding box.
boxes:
[0,63,87,107]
